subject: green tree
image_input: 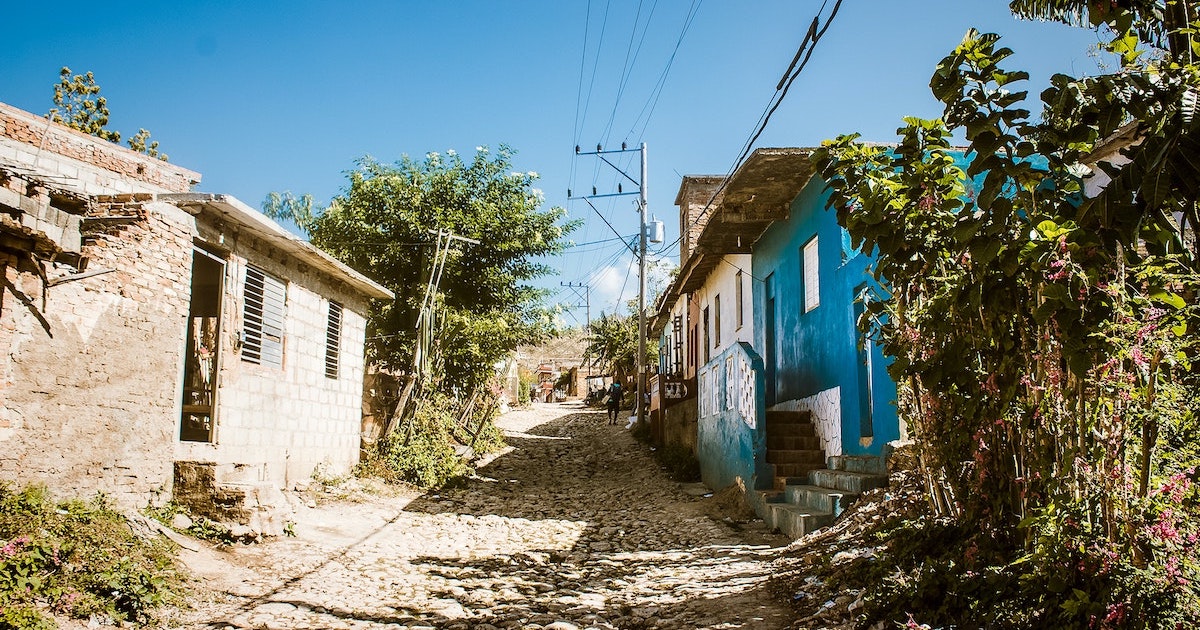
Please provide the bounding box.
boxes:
[48,67,168,161]
[265,146,576,397]
[583,300,659,389]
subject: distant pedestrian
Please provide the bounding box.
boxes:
[605,381,622,425]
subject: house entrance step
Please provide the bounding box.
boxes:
[828,454,888,475]
[809,468,889,494]
[755,452,888,539]
[783,484,856,517]
[763,502,834,538]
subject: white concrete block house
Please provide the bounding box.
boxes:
[0,102,391,526]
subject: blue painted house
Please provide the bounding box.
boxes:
[651,147,906,536]
[752,165,900,459]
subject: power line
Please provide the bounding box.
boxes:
[601,0,660,145]
[624,0,704,144]
[658,0,845,256]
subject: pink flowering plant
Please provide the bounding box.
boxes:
[814,10,1200,628]
[0,483,184,627]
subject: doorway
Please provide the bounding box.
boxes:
[180,247,225,442]
[764,273,777,406]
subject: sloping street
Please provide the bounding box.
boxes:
[168,403,791,630]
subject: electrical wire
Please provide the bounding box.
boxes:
[657,0,845,257]
[623,0,704,144]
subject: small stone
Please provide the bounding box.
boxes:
[229,524,254,539]
[170,513,193,529]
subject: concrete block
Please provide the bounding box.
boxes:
[808,469,888,494]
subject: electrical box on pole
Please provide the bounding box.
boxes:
[647,219,664,244]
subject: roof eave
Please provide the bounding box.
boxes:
[162,193,394,301]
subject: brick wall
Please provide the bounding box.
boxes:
[0,200,196,505]
[0,102,200,196]
[676,176,724,266]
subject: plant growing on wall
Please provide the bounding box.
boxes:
[48,67,167,160]
[813,4,1199,625]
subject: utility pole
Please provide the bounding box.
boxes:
[637,142,648,423]
[570,142,648,420]
[560,281,591,332]
[561,280,592,378]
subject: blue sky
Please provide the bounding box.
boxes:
[3,1,1110,324]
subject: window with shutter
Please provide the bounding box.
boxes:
[242,265,286,368]
[325,300,342,379]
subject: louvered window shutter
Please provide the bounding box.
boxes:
[243,265,286,368]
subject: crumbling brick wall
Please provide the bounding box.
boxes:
[0,102,198,196]
[0,198,195,505]
[0,102,201,506]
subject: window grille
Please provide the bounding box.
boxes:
[242,265,285,368]
[325,300,342,379]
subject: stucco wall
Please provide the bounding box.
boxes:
[752,177,899,457]
[175,225,372,487]
[693,254,753,362]
[696,342,771,492]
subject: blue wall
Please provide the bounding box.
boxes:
[696,342,774,492]
[751,177,899,456]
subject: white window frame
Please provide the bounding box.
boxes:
[803,236,820,313]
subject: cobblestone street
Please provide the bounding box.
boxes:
[166,402,791,630]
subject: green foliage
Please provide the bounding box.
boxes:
[49,67,118,142]
[814,9,1200,626]
[517,366,535,406]
[126,128,166,161]
[263,146,577,394]
[0,483,184,627]
[0,605,57,630]
[48,67,168,161]
[358,392,471,489]
[584,301,658,386]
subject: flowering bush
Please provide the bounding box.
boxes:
[814,16,1200,628]
[0,483,183,626]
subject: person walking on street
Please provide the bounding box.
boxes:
[605,381,622,425]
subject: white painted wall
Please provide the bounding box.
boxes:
[175,250,371,489]
[694,254,753,361]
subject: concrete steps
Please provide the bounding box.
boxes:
[755,420,888,538]
[765,410,824,491]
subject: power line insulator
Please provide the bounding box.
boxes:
[618,183,623,193]
[575,145,580,154]
[622,142,627,150]
[592,186,597,195]
[597,143,602,152]
[568,188,573,197]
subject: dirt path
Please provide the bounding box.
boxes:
[166,402,792,629]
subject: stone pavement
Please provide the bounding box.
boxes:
[166,402,792,629]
